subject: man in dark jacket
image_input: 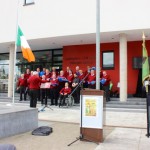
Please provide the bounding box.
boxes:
[72,74,80,104]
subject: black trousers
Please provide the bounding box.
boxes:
[40,89,46,105]
[20,86,26,100]
[88,84,96,89]
[72,86,80,103]
[29,89,38,108]
[50,88,58,105]
[58,94,68,105]
[102,84,110,101]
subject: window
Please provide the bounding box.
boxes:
[24,0,34,5]
[133,57,142,69]
[102,51,114,69]
[133,57,150,69]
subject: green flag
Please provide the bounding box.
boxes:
[142,39,149,83]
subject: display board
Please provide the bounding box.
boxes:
[81,95,103,129]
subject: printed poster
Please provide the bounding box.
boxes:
[85,99,96,116]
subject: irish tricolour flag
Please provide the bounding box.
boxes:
[16,26,35,62]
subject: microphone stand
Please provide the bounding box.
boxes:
[68,72,90,97]
[68,72,98,146]
[38,86,53,112]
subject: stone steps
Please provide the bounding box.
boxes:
[106,103,146,109]
[106,97,147,109]
[0,93,148,110]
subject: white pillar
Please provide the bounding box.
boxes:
[119,33,127,102]
[8,44,15,97]
[96,0,100,89]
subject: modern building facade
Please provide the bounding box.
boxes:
[0,0,150,101]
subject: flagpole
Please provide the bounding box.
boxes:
[12,0,20,104]
[96,0,100,90]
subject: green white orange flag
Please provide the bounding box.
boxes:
[16,26,35,62]
[142,33,149,84]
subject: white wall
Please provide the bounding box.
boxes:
[0,0,150,43]
[101,0,150,32]
[19,0,96,39]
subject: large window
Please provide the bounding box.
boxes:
[133,57,142,69]
[0,54,9,93]
[16,49,63,73]
[102,51,114,70]
[0,49,63,93]
[24,0,34,5]
[132,57,150,69]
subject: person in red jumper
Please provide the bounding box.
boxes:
[101,71,111,102]
[17,74,26,101]
[67,70,74,87]
[58,82,71,107]
[51,67,58,76]
[49,74,59,106]
[57,70,67,92]
[40,75,47,105]
[64,66,71,78]
[84,66,91,88]
[24,68,31,100]
[28,71,46,108]
[45,69,51,81]
[24,68,31,80]
[87,69,96,89]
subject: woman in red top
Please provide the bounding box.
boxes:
[58,82,71,107]
[64,66,71,78]
[49,74,59,106]
[67,70,74,87]
[24,68,31,100]
[57,70,67,92]
[87,69,96,89]
[17,74,26,101]
[101,71,111,102]
[45,69,51,81]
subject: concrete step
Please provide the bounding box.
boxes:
[108,101,146,105]
[0,93,147,110]
[106,103,146,109]
[111,97,146,102]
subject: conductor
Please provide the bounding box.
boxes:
[28,71,46,108]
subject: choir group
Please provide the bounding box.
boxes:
[17,66,111,108]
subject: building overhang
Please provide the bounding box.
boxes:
[0,28,150,53]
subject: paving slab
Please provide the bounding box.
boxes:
[95,128,148,150]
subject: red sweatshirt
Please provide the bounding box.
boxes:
[79,73,85,81]
[50,79,59,89]
[24,73,30,80]
[88,74,96,83]
[67,74,74,83]
[28,76,45,89]
[60,87,71,95]
[45,73,51,81]
[17,78,26,87]
[101,74,110,86]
